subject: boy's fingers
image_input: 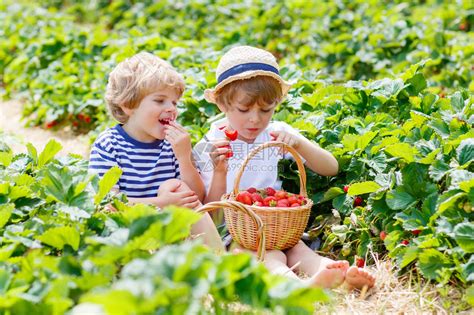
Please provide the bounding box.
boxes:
[210,147,231,159]
[170,121,187,132]
[181,195,199,204]
[168,181,182,192]
[176,190,196,198]
[184,200,200,209]
[212,139,230,148]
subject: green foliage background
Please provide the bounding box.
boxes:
[0,0,473,312]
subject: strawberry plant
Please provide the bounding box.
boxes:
[0,141,327,313]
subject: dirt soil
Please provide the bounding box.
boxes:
[0,99,90,157]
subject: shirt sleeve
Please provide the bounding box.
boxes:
[88,139,119,180]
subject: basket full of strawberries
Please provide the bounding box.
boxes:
[222,142,313,251]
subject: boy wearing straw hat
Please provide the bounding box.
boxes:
[195,46,375,290]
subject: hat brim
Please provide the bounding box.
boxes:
[204,70,291,104]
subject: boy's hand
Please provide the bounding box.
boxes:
[158,191,200,208]
[210,138,231,172]
[164,121,192,160]
[157,181,200,208]
[270,131,301,149]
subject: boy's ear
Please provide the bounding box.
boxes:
[120,105,134,116]
[215,102,227,113]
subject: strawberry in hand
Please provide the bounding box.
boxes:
[218,126,238,157]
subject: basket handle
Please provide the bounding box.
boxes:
[196,201,266,261]
[233,141,307,197]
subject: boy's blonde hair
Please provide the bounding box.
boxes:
[105,52,185,123]
[215,76,283,109]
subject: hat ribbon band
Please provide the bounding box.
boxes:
[217,63,279,84]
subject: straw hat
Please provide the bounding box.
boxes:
[204,46,291,104]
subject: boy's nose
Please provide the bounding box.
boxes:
[249,111,260,123]
[165,103,176,112]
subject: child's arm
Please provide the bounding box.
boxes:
[203,138,231,203]
[270,130,339,176]
[165,121,206,200]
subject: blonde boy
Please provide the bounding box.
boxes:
[195,46,375,289]
[89,52,223,250]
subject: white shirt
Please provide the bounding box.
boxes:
[193,118,303,194]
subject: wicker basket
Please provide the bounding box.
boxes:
[197,200,266,260]
[222,141,313,251]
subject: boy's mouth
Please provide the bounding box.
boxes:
[159,118,173,125]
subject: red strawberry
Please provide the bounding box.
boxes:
[250,193,263,203]
[224,129,238,141]
[459,23,467,31]
[353,196,363,207]
[247,187,257,194]
[274,190,287,200]
[401,240,409,246]
[380,231,387,241]
[343,185,350,193]
[356,258,365,268]
[84,115,91,123]
[236,192,252,205]
[412,229,421,236]
[253,201,263,206]
[287,195,299,205]
[45,121,57,129]
[290,203,300,207]
[219,144,233,158]
[265,187,276,196]
[276,199,290,207]
[263,196,277,207]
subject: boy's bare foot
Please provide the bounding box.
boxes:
[306,260,349,288]
[344,266,375,290]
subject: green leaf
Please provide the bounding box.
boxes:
[467,285,474,307]
[38,139,62,167]
[37,226,80,251]
[457,138,474,166]
[385,143,417,163]
[94,166,122,205]
[406,73,427,95]
[26,143,38,165]
[438,192,465,213]
[347,181,381,196]
[461,256,474,282]
[417,249,451,280]
[0,204,14,228]
[386,189,416,210]
[358,131,378,151]
[0,152,13,167]
[320,187,344,202]
[418,148,440,165]
[450,91,465,112]
[453,222,474,253]
[400,246,420,268]
[79,290,137,315]
[0,265,12,294]
[429,160,450,182]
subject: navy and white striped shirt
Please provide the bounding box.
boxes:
[88,125,180,198]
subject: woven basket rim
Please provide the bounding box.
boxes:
[222,193,314,212]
